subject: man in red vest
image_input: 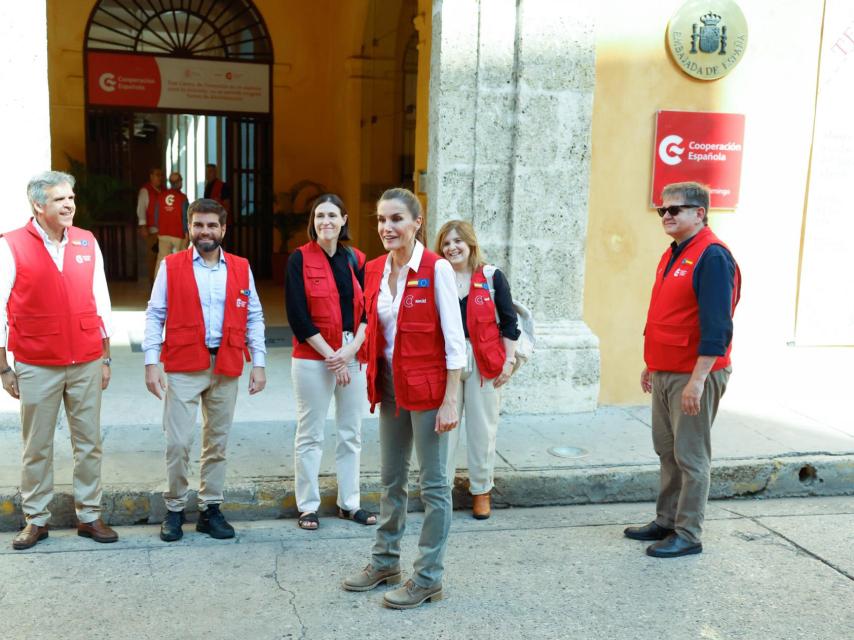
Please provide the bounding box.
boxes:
[204,163,232,225]
[625,181,740,558]
[143,198,267,542]
[137,167,163,281]
[0,170,118,549]
[154,171,189,267]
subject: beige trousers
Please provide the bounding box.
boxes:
[651,368,730,543]
[156,234,184,268]
[446,342,500,495]
[16,359,104,526]
[163,358,239,512]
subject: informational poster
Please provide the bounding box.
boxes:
[796,1,854,345]
[86,51,270,114]
[651,110,745,209]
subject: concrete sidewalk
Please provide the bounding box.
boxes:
[1,316,853,531]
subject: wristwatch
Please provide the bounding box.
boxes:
[102,358,112,366]
[0,366,12,375]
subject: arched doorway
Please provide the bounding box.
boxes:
[83,0,274,281]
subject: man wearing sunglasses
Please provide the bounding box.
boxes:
[625,181,740,558]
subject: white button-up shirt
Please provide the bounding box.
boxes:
[143,247,267,366]
[377,240,466,369]
[0,219,113,346]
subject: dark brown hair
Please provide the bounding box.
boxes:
[188,198,227,225]
[308,193,350,241]
[377,187,424,244]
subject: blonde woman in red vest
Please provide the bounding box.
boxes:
[343,188,465,609]
[435,220,519,521]
[625,181,740,558]
[285,193,375,531]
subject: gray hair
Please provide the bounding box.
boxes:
[27,171,76,208]
[661,181,710,224]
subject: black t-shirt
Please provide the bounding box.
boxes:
[459,268,521,340]
[285,245,366,342]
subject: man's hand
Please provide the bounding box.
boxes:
[145,364,167,399]
[1,368,19,399]
[681,378,704,416]
[101,364,111,390]
[434,400,458,434]
[640,367,652,394]
[249,367,266,395]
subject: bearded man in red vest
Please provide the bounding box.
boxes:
[0,170,118,549]
[137,167,163,281]
[625,181,740,558]
[143,198,266,542]
[154,171,189,267]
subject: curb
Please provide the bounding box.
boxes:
[1,454,852,532]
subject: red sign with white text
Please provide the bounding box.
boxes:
[651,110,745,209]
[87,52,270,114]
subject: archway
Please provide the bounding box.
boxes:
[83,0,274,284]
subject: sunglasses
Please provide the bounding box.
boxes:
[656,204,699,218]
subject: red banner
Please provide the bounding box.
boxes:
[87,52,270,114]
[651,110,746,209]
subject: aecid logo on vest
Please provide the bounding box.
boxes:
[403,295,427,308]
[165,194,176,206]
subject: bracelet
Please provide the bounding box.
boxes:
[0,366,11,375]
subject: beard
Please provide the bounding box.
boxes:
[192,234,222,253]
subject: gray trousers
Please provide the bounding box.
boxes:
[651,368,730,543]
[371,366,452,588]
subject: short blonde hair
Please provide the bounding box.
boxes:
[434,219,484,271]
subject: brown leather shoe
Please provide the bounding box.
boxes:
[77,519,119,543]
[472,493,491,520]
[12,523,49,550]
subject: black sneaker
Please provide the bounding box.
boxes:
[196,504,235,539]
[160,510,185,542]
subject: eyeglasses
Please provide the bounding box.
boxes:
[656,204,699,218]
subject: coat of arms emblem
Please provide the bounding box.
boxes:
[690,12,727,55]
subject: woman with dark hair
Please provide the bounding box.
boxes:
[342,188,465,609]
[285,194,376,530]
[435,220,520,520]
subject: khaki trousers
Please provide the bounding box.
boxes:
[372,364,452,589]
[292,333,366,513]
[446,342,500,495]
[16,359,104,526]
[651,368,730,543]
[156,234,184,268]
[163,358,239,512]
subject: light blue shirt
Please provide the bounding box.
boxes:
[143,247,266,367]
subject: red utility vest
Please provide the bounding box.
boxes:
[142,182,160,227]
[644,227,741,373]
[160,248,251,377]
[466,266,506,379]
[4,222,104,366]
[292,241,366,361]
[207,179,232,225]
[155,189,187,238]
[363,250,447,412]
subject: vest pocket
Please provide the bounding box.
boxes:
[398,321,436,358]
[402,368,445,406]
[13,317,61,361]
[226,326,247,347]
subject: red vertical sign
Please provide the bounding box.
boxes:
[651,110,746,209]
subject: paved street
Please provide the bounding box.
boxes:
[2,497,852,639]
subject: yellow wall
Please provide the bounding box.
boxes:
[585,0,824,404]
[45,0,428,257]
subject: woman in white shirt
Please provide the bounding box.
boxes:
[342,188,465,610]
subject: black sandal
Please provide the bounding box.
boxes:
[297,512,319,530]
[338,508,377,526]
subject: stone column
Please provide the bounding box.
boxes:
[0,1,51,233]
[428,0,600,413]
